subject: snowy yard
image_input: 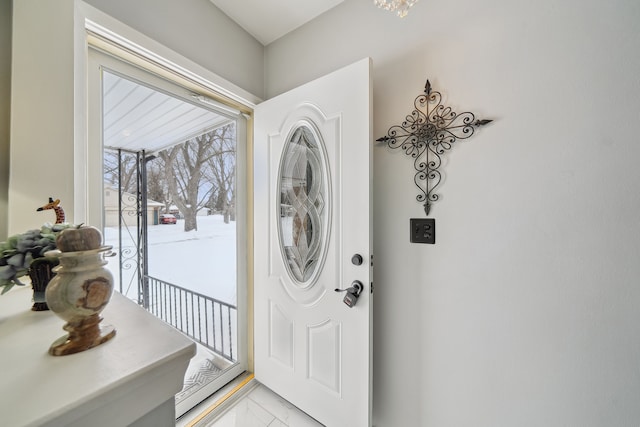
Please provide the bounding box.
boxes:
[103,215,237,306]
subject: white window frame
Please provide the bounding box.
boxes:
[81,3,256,417]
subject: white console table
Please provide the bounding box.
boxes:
[0,286,196,427]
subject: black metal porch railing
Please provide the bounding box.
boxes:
[145,275,237,362]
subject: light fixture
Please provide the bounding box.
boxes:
[374,0,418,18]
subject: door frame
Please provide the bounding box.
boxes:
[84,19,255,417]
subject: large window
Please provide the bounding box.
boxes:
[88,47,249,417]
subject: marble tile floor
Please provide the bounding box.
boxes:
[178,381,324,427]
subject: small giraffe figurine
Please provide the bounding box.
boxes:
[37,197,66,224]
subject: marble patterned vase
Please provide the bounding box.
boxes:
[45,246,116,356]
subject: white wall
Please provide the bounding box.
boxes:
[266,0,640,426]
[83,0,265,98]
[10,0,78,233]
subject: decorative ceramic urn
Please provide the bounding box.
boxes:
[45,226,116,356]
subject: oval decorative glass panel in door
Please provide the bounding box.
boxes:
[278,122,330,285]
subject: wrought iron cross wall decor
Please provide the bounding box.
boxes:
[377,79,492,216]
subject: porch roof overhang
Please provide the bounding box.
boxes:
[102,70,233,154]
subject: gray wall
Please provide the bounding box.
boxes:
[266,0,640,426]
[0,0,11,240]
[84,0,265,99]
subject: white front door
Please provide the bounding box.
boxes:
[254,58,373,426]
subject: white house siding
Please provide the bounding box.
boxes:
[103,186,163,227]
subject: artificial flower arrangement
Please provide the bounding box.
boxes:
[0,197,82,295]
[0,222,75,295]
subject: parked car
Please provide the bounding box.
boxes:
[159,213,177,224]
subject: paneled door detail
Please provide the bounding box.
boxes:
[254,58,373,427]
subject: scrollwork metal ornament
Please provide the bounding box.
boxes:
[377,79,492,216]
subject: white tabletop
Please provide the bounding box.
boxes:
[0,285,196,427]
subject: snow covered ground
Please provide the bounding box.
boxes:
[103,215,237,306]
[103,215,239,408]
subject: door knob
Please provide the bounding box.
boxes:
[335,280,363,308]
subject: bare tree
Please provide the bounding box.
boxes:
[158,130,227,232]
[103,149,138,194]
[146,161,172,212]
[104,124,236,233]
[205,124,236,224]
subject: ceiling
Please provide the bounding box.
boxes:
[210,0,344,45]
[102,1,348,153]
[103,70,231,153]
